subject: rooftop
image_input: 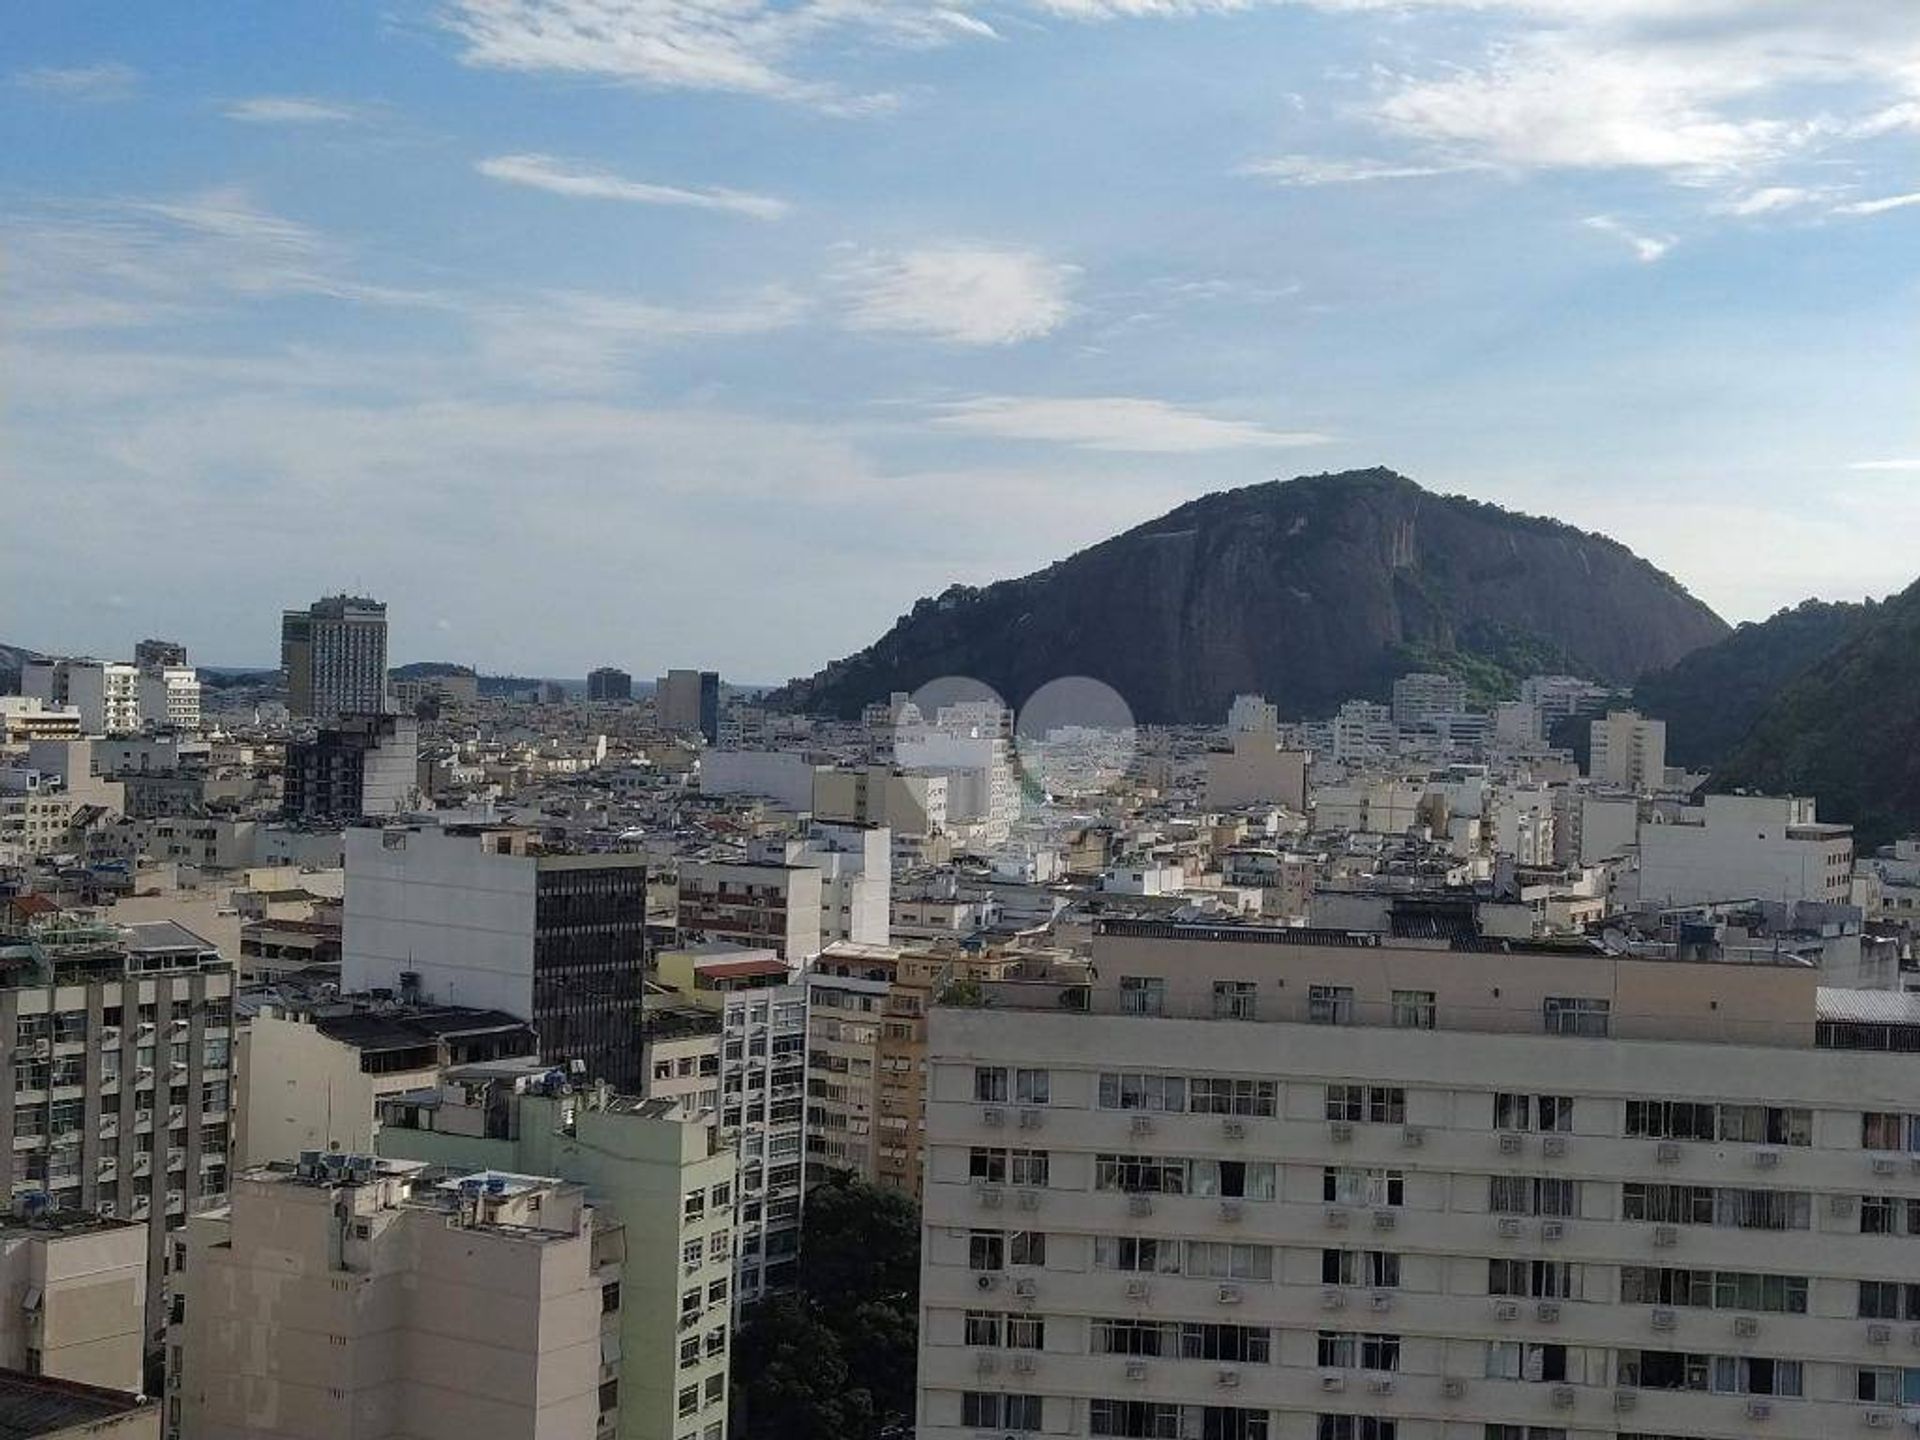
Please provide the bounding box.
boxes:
[0,1370,156,1439]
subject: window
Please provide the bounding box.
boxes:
[1543,996,1609,1037]
[1009,1230,1047,1267]
[1711,1356,1801,1397]
[682,1238,702,1272]
[1323,1167,1404,1208]
[1323,1250,1400,1288]
[1327,1085,1404,1124]
[963,1393,1042,1431]
[1858,1368,1920,1405]
[1316,1421,1393,1440]
[1625,1100,1715,1141]
[1094,1236,1182,1274]
[1622,1183,1715,1225]
[1090,1400,1268,1440]
[1180,1323,1271,1364]
[684,1191,706,1221]
[1093,1319,1176,1357]
[1860,1282,1920,1320]
[1101,1072,1187,1112]
[1191,1077,1277,1117]
[1360,1334,1400,1371]
[1326,1085,1365,1123]
[1861,1195,1920,1236]
[1184,1242,1272,1280]
[1212,981,1258,1021]
[1192,1160,1276,1200]
[1120,976,1166,1016]
[1489,1176,1578,1217]
[970,1147,1007,1183]
[974,1067,1009,1103]
[1490,1260,1578,1299]
[1617,1350,1710,1391]
[1005,1314,1044,1350]
[678,1386,699,1417]
[1495,1093,1575,1132]
[1014,1068,1050,1105]
[1010,1149,1049,1186]
[1717,1105,1810,1146]
[1391,990,1435,1030]
[679,1334,701,1367]
[1318,1331,1357,1368]
[1863,1112,1920,1152]
[1308,986,1354,1025]
[1096,1154,1187,1194]
[1484,1427,1566,1440]
[1485,1342,1567,1382]
[969,1230,1005,1271]
[964,1311,1003,1347]
[1712,1188,1809,1230]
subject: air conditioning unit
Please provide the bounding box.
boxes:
[1401,1125,1425,1148]
[1497,1218,1523,1238]
[1866,1409,1894,1428]
[1550,1385,1576,1409]
[1734,1316,1759,1338]
[1215,1369,1240,1389]
[1124,1361,1148,1381]
[977,1186,1004,1209]
[1010,1355,1037,1375]
[1325,1207,1351,1229]
[1651,1308,1677,1331]
[982,1107,1005,1127]
[1130,1115,1155,1137]
[1367,1376,1394,1396]
[1012,1278,1037,1299]
[1216,1285,1242,1306]
[1320,1288,1346,1311]
[1017,1190,1041,1211]
[1653,1225,1678,1247]
[1751,1148,1780,1169]
[1440,1378,1465,1400]
[1320,1373,1346,1393]
[1909,1327,1920,1348]
[1329,1120,1354,1143]
[1128,1194,1154,1217]
[1746,1400,1773,1421]
[1655,1141,1682,1164]
[1124,1280,1151,1301]
[975,1273,999,1293]
[1613,1390,1638,1412]
[1872,1156,1898,1176]
[1370,1209,1397,1231]
[1868,1323,1893,1345]
[1017,1109,1042,1130]
[1498,1132,1523,1154]
[1218,1200,1243,1223]
[1542,1135,1568,1158]
[975,1352,1000,1374]
[1541,1221,1566,1242]
[1222,1119,1246,1140]
[1537,1301,1561,1323]
[1493,1301,1521,1321]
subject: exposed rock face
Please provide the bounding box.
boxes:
[769,468,1729,722]
[1715,576,1920,849]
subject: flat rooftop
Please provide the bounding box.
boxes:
[0,1369,155,1439]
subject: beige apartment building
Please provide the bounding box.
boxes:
[171,1157,622,1440]
[919,918,1920,1440]
[0,1210,146,1389]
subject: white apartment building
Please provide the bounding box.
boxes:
[1392,675,1469,731]
[24,661,142,737]
[171,1157,621,1440]
[0,1210,147,1390]
[1590,713,1667,795]
[919,918,1920,1440]
[1638,794,1854,908]
[136,668,199,733]
[676,855,826,963]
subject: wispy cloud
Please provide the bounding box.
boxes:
[1848,458,1920,472]
[1582,214,1673,263]
[476,153,789,220]
[1834,192,1920,218]
[830,245,1076,345]
[1715,186,1833,218]
[12,61,138,101]
[224,96,362,124]
[933,395,1330,452]
[1241,154,1484,186]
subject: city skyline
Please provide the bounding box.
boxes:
[6,0,1919,679]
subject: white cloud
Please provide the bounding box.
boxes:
[831,245,1076,345]
[1716,186,1831,217]
[1834,192,1920,218]
[11,62,138,100]
[933,395,1330,451]
[1582,214,1673,262]
[1848,458,1920,472]
[1240,154,1482,185]
[476,153,789,219]
[224,97,362,124]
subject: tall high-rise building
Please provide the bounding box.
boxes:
[1589,709,1668,794]
[656,670,720,743]
[280,595,388,721]
[917,918,1920,1440]
[171,1157,621,1440]
[588,667,634,702]
[0,910,234,1341]
[342,823,647,1091]
[132,640,187,670]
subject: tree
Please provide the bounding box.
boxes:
[797,1175,920,1304]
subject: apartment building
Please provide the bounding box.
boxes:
[1590,712,1667,795]
[653,948,807,1302]
[0,914,233,1339]
[0,1370,159,1439]
[657,671,720,744]
[0,1209,146,1389]
[675,856,824,962]
[588,668,634,703]
[343,823,648,1090]
[377,1070,737,1440]
[806,943,896,1184]
[135,668,199,734]
[171,1156,621,1440]
[1638,794,1854,908]
[919,918,1920,1440]
[281,714,419,822]
[1391,675,1469,731]
[280,595,389,722]
[24,661,142,738]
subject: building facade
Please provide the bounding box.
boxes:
[588,668,634,703]
[281,715,420,823]
[280,595,388,722]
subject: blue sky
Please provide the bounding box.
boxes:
[5,0,1917,679]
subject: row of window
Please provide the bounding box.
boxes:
[952,1409,1588,1440]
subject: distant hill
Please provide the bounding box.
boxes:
[391,661,478,680]
[767,468,1729,722]
[1714,577,1920,849]
[0,642,43,693]
[1631,598,1880,769]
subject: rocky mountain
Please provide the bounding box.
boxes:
[1714,576,1920,849]
[770,469,1729,722]
[1630,598,1879,769]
